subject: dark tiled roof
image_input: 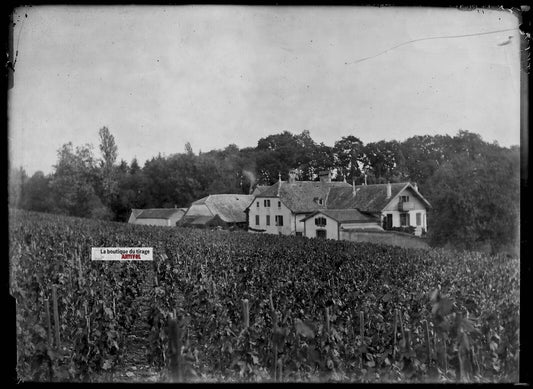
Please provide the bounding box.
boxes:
[252,181,430,214]
[302,209,380,223]
[192,194,254,223]
[179,214,225,226]
[254,181,351,213]
[251,185,269,195]
[327,183,410,213]
[135,208,185,220]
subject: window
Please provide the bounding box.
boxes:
[400,213,410,227]
[315,217,327,227]
[296,232,303,237]
[400,195,410,203]
[256,201,259,207]
[278,201,281,208]
[255,215,259,225]
[316,230,327,239]
[416,212,421,226]
[264,199,271,207]
[266,215,270,226]
[275,215,284,226]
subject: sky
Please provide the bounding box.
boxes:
[8,5,522,176]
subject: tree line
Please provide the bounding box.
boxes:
[8,127,520,254]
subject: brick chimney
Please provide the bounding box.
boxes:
[319,170,331,184]
[386,182,392,198]
[413,182,418,192]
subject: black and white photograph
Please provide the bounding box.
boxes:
[7,4,526,383]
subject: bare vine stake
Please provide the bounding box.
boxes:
[325,307,330,335]
[443,338,447,373]
[45,298,53,346]
[424,320,431,365]
[51,285,61,349]
[77,256,83,288]
[405,328,411,352]
[168,318,183,382]
[392,309,398,361]
[269,291,278,381]
[45,297,54,381]
[112,293,116,318]
[359,311,364,369]
[277,358,283,382]
[242,299,250,329]
[398,310,405,340]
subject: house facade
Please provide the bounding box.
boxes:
[246,171,351,236]
[301,209,383,240]
[246,170,431,239]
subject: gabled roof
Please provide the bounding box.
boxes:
[253,181,351,213]
[249,181,431,214]
[135,208,186,220]
[251,185,269,195]
[128,209,144,223]
[301,209,380,223]
[327,183,411,213]
[192,194,254,223]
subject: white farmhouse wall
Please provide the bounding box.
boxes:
[303,214,339,240]
[294,213,308,235]
[382,187,428,234]
[342,222,383,230]
[248,197,293,235]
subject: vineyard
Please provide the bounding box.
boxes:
[10,209,520,383]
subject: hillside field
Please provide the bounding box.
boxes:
[9,209,519,383]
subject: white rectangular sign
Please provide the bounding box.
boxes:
[91,247,153,261]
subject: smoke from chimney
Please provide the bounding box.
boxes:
[242,170,256,194]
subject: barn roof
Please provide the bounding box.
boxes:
[135,208,186,220]
[128,209,144,223]
[191,194,254,223]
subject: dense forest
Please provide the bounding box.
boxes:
[8,127,520,254]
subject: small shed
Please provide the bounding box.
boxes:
[301,209,382,240]
[178,214,226,229]
[128,208,187,227]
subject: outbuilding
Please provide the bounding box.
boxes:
[301,209,382,240]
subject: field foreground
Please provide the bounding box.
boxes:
[10,209,519,383]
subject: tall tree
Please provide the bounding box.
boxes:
[425,145,519,253]
[333,135,364,182]
[97,126,119,206]
[50,142,112,219]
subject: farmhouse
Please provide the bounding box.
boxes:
[128,207,187,227]
[178,194,255,229]
[246,170,431,239]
